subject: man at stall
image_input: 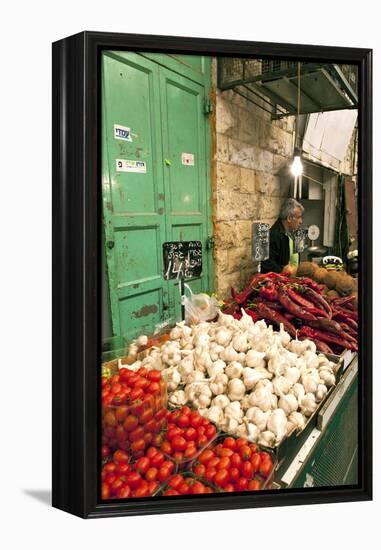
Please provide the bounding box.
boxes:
[261,198,304,273]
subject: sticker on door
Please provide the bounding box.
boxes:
[116,159,147,173]
[114,124,132,141]
[181,153,195,166]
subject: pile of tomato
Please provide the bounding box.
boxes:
[162,474,215,496]
[190,436,274,492]
[101,367,167,458]
[159,406,218,465]
[101,447,176,499]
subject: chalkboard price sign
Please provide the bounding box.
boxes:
[163,241,203,280]
[252,223,270,262]
[293,228,308,253]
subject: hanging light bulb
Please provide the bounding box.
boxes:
[291,153,303,176]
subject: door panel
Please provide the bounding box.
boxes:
[102,52,169,339]
[159,67,212,319]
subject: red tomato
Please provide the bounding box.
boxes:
[152,433,164,447]
[177,414,190,428]
[184,427,197,441]
[146,382,160,394]
[178,481,190,495]
[136,366,149,377]
[239,445,252,461]
[250,452,261,472]
[199,450,214,465]
[196,435,208,449]
[248,479,262,491]
[259,459,273,477]
[189,412,203,428]
[145,467,159,482]
[147,370,162,382]
[172,451,184,463]
[134,377,150,390]
[215,444,224,456]
[241,461,254,479]
[205,425,217,439]
[204,467,217,483]
[230,452,242,468]
[229,467,240,483]
[146,446,158,459]
[129,426,145,442]
[115,463,130,476]
[104,411,117,427]
[110,383,122,395]
[135,457,150,475]
[123,415,139,432]
[235,438,248,449]
[111,478,124,494]
[218,457,231,470]
[144,419,157,433]
[183,446,197,460]
[191,482,206,494]
[204,486,213,494]
[151,451,165,468]
[115,406,129,423]
[180,405,192,415]
[166,427,182,440]
[164,488,179,496]
[139,407,154,424]
[168,473,183,489]
[130,388,144,401]
[130,438,146,454]
[101,445,111,459]
[103,462,117,474]
[223,437,237,450]
[126,374,139,387]
[249,443,257,454]
[224,483,235,492]
[134,481,149,498]
[113,449,129,464]
[126,472,142,489]
[219,448,234,458]
[110,374,120,384]
[101,482,110,500]
[161,441,172,455]
[194,463,206,477]
[259,451,272,462]
[172,435,187,452]
[214,469,229,487]
[235,477,249,491]
[197,426,206,436]
[147,481,159,495]
[207,457,220,469]
[116,485,131,498]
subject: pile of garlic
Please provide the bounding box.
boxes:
[124,310,337,447]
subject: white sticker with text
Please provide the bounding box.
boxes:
[115,159,147,173]
[114,124,132,141]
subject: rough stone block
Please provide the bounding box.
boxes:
[216,98,238,137]
[216,133,230,164]
[228,138,256,170]
[240,167,255,194]
[217,161,241,192]
[237,110,260,146]
[227,246,249,274]
[257,195,282,220]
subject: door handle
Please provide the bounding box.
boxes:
[106,240,115,249]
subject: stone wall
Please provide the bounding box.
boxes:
[213,87,296,299]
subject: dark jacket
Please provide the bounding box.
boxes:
[261,218,290,273]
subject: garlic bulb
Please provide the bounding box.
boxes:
[290,383,305,405]
[178,355,195,383]
[272,376,292,397]
[319,369,335,387]
[227,378,246,401]
[245,407,270,431]
[302,373,318,394]
[257,430,276,447]
[242,367,267,390]
[162,367,181,391]
[236,421,258,442]
[245,349,266,369]
[185,383,212,408]
[217,310,235,327]
[224,400,244,421]
[250,386,275,412]
[278,393,298,415]
[284,366,300,385]
[288,411,307,431]
[315,383,328,401]
[204,405,224,425]
[300,393,317,417]
[214,328,233,346]
[136,334,148,347]
[231,332,249,353]
[225,361,243,379]
[210,373,229,396]
[209,343,225,361]
[220,344,239,363]
[170,325,183,340]
[303,350,319,370]
[193,332,210,348]
[223,416,240,434]
[267,408,287,442]
[169,390,186,406]
[207,359,226,378]
[212,394,230,409]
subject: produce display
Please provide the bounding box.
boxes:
[121,310,339,450]
[294,261,357,301]
[223,271,357,354]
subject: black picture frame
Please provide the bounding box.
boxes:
[52,31,372,519]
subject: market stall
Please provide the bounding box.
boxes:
[100,266,358,498]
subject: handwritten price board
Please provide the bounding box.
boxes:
[252,223,270,262]
[163,241,203,280]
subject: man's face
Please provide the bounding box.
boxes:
[287,207,303,231]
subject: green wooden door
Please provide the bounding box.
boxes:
[102,52,212,340]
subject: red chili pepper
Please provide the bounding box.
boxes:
[299,326,357,352]
[278,287,317,321]
[333,306,358,322]
[259,284,279,302]
[256,302,296,337]
[286,287,316,310]
[306,318,342,334]
[243,308,259,322]
[250,299,283,311]
[302,287,332,319]
[333,295,355,307]
[332,311,358,331]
